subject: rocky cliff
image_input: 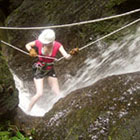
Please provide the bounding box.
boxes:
[0,52,18,120]
[35,72,140,140]
[0,0,140,139]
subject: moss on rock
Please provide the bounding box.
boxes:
[0,51,18,120]
[0,52,13,84]
[35,72,140,140]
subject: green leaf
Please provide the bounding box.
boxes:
[16,131,25,140]
[1,135,10,140]
[31,128,36,135]
[10,136,20,140]
[108,136,112,140]
[0,131,11,136]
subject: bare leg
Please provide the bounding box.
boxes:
[47,76,60,96]
[27,78,44,112]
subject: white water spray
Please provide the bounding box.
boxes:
[13,74,62,116]
[62,27,140,93]
[13,26,140,117]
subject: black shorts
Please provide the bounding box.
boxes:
[32,66,57,79]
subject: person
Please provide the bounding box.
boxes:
[25,29,79,112]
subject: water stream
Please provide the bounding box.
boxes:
[13,26,140,116]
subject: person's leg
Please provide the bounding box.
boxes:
[47,76,60,96]
[27,78,44,112]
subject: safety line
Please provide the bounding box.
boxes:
[0,8,139,30]
[1,18,140,62]
[57,18,140,62]
[0,40,58,60]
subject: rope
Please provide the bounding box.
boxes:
[57,18,140,62]
[0,8,139,30]
[0,40,58,60]
[1,18,140,61]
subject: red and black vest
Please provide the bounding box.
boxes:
[34,40,61,70]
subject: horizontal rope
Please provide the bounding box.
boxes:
[79,18,140,51]
[0,8,139,30]
[1,18,139,61]
[0,40,58,60]
[57,18,140,62]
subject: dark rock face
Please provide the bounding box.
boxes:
[0,0,23,16]
[0,52,18,120]
[13,108,41,135]
[35,72,140,140]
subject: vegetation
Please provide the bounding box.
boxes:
[0,121,34,140]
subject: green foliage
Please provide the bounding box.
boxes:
[108,136,112,140]
[30,128,36,136]
[0,130,30,140]
[0,121,32,140]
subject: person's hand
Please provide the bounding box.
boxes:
[69,48,79,55]
[29,48,38,57]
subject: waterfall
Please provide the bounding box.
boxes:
[13,26,140,117]
[13,74,62,116]
[62,26,140,93]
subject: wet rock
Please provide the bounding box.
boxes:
[35,72,140,140]
[0,52,18,120]
[13,108,42,135]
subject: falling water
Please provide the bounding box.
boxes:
[62,26,140,93]
[13,26,140,116]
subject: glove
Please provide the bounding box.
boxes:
[69,48,79,55]
[29,48,38,57]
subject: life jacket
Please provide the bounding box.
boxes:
[35,40,61,70]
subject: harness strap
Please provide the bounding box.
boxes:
[42,62,54,66]
[34,61,54,72]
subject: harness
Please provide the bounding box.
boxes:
[32,61,54,75]
[32,40,61,78]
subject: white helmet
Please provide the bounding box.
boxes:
[38,29,55,44]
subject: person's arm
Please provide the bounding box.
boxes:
[25,41,38,57]
[25,41,36,51]
[59,45,72,60]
